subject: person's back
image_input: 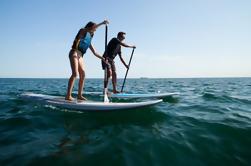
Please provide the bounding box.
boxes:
[104,37,121,59]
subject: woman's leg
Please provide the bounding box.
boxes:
[77,56,87,100]
[65,53,79,101]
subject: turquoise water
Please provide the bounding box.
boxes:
[0,78,251,166]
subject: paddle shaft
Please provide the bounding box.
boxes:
[103,25,109,102]
[121,48,135,92]
[105,25,108,50]
[104,25,108,80]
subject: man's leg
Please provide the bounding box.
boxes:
[111,61,119,93]
[112,71,119,93]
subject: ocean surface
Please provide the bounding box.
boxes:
[0,78,251,166]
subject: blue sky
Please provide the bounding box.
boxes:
[0,0,251,78]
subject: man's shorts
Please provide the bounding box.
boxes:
[102,58,116,72]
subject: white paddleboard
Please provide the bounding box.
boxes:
[109,92,179,99]
[21,93,162,111]
[84,91,179,99]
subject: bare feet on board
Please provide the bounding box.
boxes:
[65,96,74,101]
[77,95,87,101]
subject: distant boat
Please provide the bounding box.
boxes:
[140,77,149,79]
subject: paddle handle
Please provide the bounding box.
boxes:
[121,48,135,92]
[105,25,108,50]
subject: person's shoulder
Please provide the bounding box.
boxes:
[112,37,121,43]
[79,28,88,34]
[80,27,87,31]
[111,37,118,41]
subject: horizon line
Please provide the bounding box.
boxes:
[0,76,251,79]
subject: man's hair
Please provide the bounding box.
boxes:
[117,32,126,38]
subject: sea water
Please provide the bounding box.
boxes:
[0,78,251,166]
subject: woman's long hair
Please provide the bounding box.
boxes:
[84,21,96,36]
[84,21,96,29]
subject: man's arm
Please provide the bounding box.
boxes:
[119,53,129,69]
[119,41,136,49]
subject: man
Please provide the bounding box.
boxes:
[102,32,136,96]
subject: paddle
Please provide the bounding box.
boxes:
[121,48,135,92]
[104,24,109,102]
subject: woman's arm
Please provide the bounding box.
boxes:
[89,44,106,61]
[89,44,102,59]
[94,19,109,29]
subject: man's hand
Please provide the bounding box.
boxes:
[131,45,136,49]
[125,64,129,69]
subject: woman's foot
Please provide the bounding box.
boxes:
[77,95,87,101]
[65,96,74,101]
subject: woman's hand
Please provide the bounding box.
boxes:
[102,57,106,62]
[103,19,109,25]
[102,57,110,65]
[102,57,111,69]
[131,45,136,49]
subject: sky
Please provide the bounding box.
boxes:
[0,0,251,78]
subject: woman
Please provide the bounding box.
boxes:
[65,20,109,101]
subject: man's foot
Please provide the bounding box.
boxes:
[65,96,74,101]
[77,96,87,101]
[113,90,120,94]
[103,91,112,95]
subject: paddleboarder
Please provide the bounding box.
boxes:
[102,32,136,94]
[65,20,109,101]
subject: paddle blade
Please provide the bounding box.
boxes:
[104,93,109,103]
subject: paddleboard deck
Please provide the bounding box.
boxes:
[21,93,162,111]
[84,91,179,99]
